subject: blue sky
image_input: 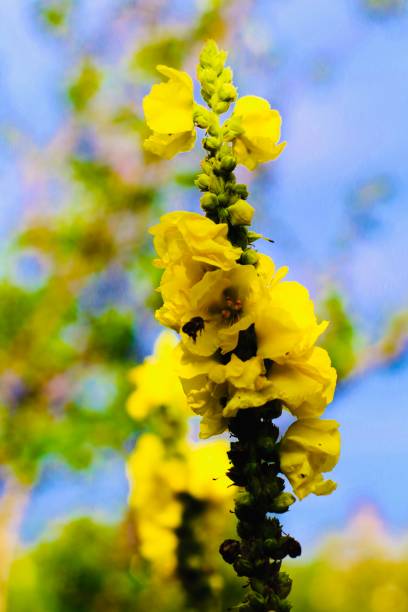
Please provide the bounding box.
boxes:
[1,1,407,550]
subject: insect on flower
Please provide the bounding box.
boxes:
[182,316,205,343]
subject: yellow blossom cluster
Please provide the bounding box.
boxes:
[149,211,340,499]
[126,331,233,575]
[143,44,340,503]
[143,66,285,169]
[127,433,232,576]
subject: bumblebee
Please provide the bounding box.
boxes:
[182,316,205,343]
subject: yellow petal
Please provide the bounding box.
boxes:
[143,66,194,133]
[144,130,196,159]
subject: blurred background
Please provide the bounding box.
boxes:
[1,0,408,610]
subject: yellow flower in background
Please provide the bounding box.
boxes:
[280,418,340,500]
[127,433,186,576]
[127,331,188,420]
[186,441,232,502]
[127,433,234,574]
[231,95,286,170]
[143,65,196,159]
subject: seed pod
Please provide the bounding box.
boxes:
[219,539,241,564]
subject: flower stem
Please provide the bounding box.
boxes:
[220,404,301,612]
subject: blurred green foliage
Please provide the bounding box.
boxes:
[319,290,358,381]
[68,60,102,113]
[8,518,144,612]
[7,516,242,612]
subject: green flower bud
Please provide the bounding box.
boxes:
[200,160,212,174]
[220,155,237,172]
[200,192,219,211]
[213,58,226,75]
[200,67,217,83]
[234,183,249,198]
[233,556,254,577]
[264,538,280,556]
[195,173,210,190]
[208,175,223,194]
[235,491,255,521]
[214,100,230,114]
[271,492,296,514]
[207,122,220,137]
[223,116,243,140]
[218,207,230,222]
[193,105,211,129]
[246,592,266,610]
[216,193,229,207]
[228,199,255,226]
[203,136,220,151]
[219,83,237,102]
[220,66,233,83]
[240,249,259,265]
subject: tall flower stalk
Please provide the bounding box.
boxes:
[142,40,341,611]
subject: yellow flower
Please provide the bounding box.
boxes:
[262,347,337,418]
[231,95,286,170]
[176,342,264,436]
[150,212,242,329]
[127,331,188,420]
[180,264,264,357]
[151,211,241,272]
[143,65,195,159]
[224,346,336,419]
[254,280,328,362]
[279,418,340,500]
[180,374,229,438]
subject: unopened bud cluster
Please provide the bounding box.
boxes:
[197,40,238,114]
[194,44,257,261]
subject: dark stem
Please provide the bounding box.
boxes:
[175,493,220,612]
[220,404,302,612]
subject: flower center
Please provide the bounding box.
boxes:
[220,293,242,321]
